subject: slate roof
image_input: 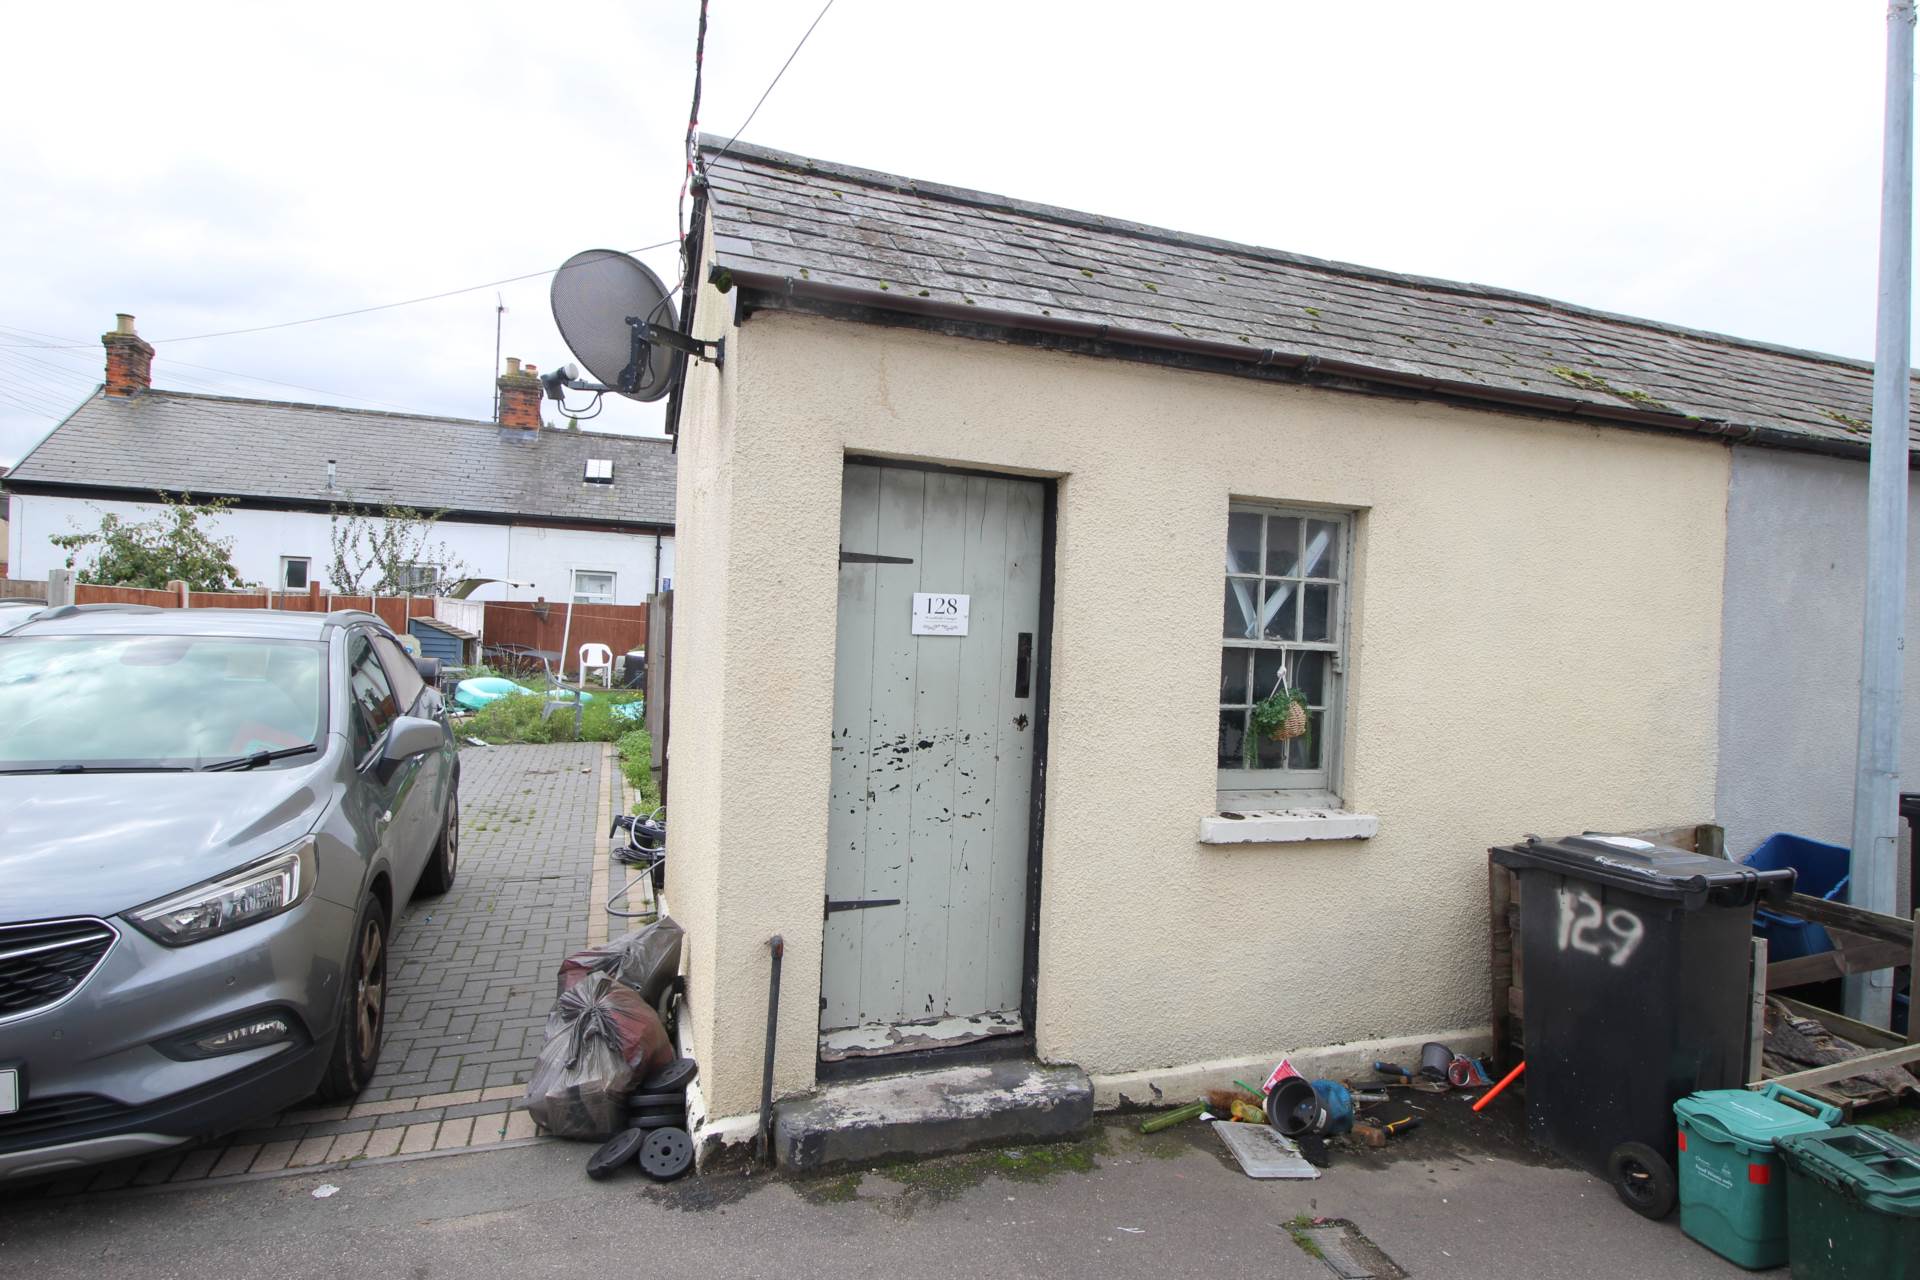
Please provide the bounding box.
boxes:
[697,136,1918,458]
[6,390,675,528]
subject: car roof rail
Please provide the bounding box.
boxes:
[320,608,385,631]
[27,603,166,621]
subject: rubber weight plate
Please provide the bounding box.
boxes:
[587,1128,646,1180]
[625,1113,683,1131]
[643,1059,698,1093]
[626,1091,688,1108]
[639,1126,693,1181]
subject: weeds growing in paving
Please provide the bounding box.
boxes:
[455,689,660,813]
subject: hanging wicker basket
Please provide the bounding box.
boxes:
[1267,698,1309,742]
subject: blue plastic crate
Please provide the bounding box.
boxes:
[1740,833,1850,963]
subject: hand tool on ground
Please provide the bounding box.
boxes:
[1352,1113,1423,1148]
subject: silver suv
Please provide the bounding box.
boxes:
[0,605,459,1181]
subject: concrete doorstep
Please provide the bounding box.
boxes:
[772,1060,1094,1172]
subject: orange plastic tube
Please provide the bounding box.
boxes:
[1471,1060,1525,1113]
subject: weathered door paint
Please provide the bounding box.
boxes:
[821,463,1044,1057]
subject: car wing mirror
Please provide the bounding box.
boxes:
[383,715,447,762]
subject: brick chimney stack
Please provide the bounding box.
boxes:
[102,314,154,396]
[497,356,543,430]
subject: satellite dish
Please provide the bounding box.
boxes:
[551,250,680,402]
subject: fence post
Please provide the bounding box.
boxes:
[167,579,188,609]
[47,567,74,607]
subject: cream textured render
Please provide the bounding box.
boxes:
[669,263,1730,1122]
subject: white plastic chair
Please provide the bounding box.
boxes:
[578,643,615,689]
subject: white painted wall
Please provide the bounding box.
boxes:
[7,492,672,603]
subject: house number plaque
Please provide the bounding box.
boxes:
[911,593,970,636]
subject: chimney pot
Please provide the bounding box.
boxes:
[505,356,521,376]
[102,312,155,396]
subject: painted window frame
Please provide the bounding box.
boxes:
[1217,503,1352,806]
[572,569,616,605]
[279,556,310,591]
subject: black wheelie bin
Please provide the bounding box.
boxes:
[1489,834,1794,1220]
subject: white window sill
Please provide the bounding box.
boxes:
[1199,809,1380,845]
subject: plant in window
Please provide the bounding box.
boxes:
[1244,668,1311,769]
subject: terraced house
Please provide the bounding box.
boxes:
[657,138,1920,1160]
[4,324,677,606]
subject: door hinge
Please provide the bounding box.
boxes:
[824,895,902,916]
[839,549,915,565]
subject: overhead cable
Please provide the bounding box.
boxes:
[0,238,677,350]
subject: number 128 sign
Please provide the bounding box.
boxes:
[911,593,970,636]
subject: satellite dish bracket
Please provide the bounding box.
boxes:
[631,316,723,369]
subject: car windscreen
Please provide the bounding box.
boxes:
[0,634,327,770]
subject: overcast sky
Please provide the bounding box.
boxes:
[0,1,1906,466]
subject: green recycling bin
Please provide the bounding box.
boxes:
[1777,1125,1920,1280]
[1673,1083,1842,1268]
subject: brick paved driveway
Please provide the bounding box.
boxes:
[15,741,624,1197]
[374,740,607,1101]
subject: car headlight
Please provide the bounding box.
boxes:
[127,838,316,946]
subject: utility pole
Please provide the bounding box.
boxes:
[1848,0,1916,1026]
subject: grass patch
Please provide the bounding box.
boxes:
[1285,1214,1325,1259]
[870,1131,1108,1207]
[457,687,643,745]
[454,680,662,813]
[617,727,661,812]
[796,1172,864,1204]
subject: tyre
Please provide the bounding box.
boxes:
[315,894,390,1102]
[1607,1141,1676,1220]
[415,794,459,897]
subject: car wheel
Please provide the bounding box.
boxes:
[316,894,390,1102]
[416,794,459,897]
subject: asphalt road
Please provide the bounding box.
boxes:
[0,1105,1749,1280]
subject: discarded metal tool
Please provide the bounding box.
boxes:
[757,935,783,1167]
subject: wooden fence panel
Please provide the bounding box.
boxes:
[70,585,446,620]
[482,601,648,677]
[0,579,49,600]
[76,584,180,607]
